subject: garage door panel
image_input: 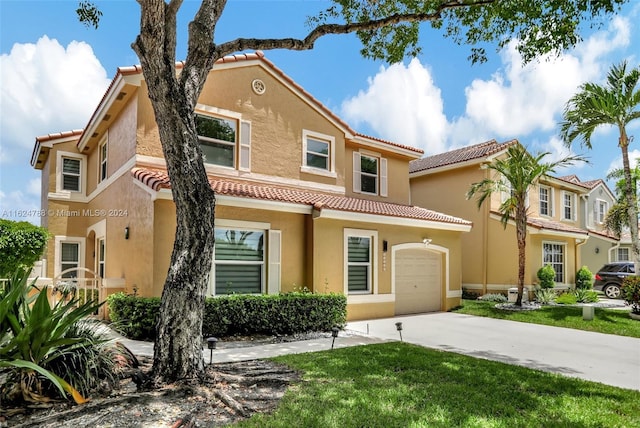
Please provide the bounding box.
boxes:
[395,249,441,315]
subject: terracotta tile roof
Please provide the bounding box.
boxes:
[132,167,472,227]
[526,217,589,236]
[409,139,517,173]
[35,129,84,144]
[588,228,619,241]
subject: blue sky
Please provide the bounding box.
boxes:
[1,0,639,225]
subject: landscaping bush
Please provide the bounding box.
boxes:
[537,265,556,289]
[108,292,347,341]
[574,288,599,303]
[462,288,480,300]
[478,293,507,303]
[575,266,594,289]
[534,288,556,304]
[555,292,578,305]
[0,219,48,277]
[621,276,640,314]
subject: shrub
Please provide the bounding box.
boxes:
[555,292,577,305]
[0,219,48,277]
[574,288,599,303]
[534,288,556,304]
[0,269,122,404]
[575,266,594,289]
[537,265,556,289]
[621,276,640,314]
[462,288,480,300]
[478,293,507,303]
[108,292,347,341]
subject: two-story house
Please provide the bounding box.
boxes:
[557,175,619,272]
[409,140,592,295]
[31,51,471,320]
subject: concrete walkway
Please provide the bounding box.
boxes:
[346,312,640,391]
[116,311,639,391]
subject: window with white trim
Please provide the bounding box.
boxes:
[344,229,377,294]
[97,238,105,278]
[543,242,565,283]
[353,152,387,196]
[616,247,630,261]
[301,130,335,177]
[596,199,609,224]
[99,139,108,182]
[213,228,265,294]
[60,242,80,278]
[562,191,576,220]
[62,157,81,192]
[539,186,551,216]
[196,113,251,171]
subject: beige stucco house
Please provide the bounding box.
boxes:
[409,140,602,295]
[31,51,471,321]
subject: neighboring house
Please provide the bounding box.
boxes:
[31,51,471,321]
[409,140,592,295]
[557,175,619,272]
[614,230,633,262]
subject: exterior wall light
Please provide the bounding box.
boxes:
[124,226,130,240]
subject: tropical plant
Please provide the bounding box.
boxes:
[534,288,557,304]
[537,265,556,289]
[77,0,629,382]
[604,162,640,237]
[467,144,586,305]
[560,61,640,272]
[0,269,116,403]
[621,276,640,314]
[576,266,594,290]
[574,288,599,303]
[478,293,508,303]
[0,219,48,277]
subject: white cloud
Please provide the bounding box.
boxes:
[0,36,110,162]
[27,178,41,196]
[340,59,448,155]
[608,149,640,174]
[535,136,586,172]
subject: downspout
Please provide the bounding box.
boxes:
[609,241,621,263]
[575,237,588,282]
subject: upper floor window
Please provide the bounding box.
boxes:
[596,199,609,224]
[62,157,81,192]
[562,192,576,221]
[539,186,551,216]
[196,114,238,168]
[99,139,108,182]
[353,152,387,197]
[301,130,336,177]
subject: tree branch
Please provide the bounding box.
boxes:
[214,0,496,58]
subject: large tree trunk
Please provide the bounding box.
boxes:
[619,131,640,274]
[132,0,220,383]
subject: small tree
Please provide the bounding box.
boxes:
[575,266,593,289]
[0,219,48,277]
[537,265,556,289]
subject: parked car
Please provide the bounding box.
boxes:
[593,262,635,299]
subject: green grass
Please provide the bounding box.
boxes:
[452,300,640,338]
[236,342,640,427]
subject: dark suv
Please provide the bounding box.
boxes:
[593,262,635,299]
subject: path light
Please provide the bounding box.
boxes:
[206,337,218,365]
[331,326,340,349]
[395,322,403,341]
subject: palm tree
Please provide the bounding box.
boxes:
[560,61,640,272]
[604,162,640,238]
[467,144,586,305]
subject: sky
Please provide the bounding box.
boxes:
[1,0,639,226]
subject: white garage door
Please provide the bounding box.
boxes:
[395,248,442,315]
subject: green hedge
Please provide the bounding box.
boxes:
[107,292,347,341]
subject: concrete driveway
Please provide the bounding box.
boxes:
[346,312,640,391]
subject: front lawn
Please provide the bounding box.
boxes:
[452,299,640,338]
[237,342,640,427]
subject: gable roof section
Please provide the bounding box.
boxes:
[74,51,422,158]
[489,210,588,238]
[132,167,471,230]
[409,139,517,175]
[557,175,615,199]
[31,130,84,169]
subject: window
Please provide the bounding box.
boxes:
[617,248,630,262]
[99,140,108,182]
[60,242,80,278]
[196,114,238,168]
[301,130,335,176]
[62,157,81,191]
[213,228,264,294]
[543,243,565,283]
[306,138,329,170]
[353,152,387,196]
[97,238,105,278]
[347,236,372,292]
[562,192,575,220]
[539,186,550,216]
[596,200,609,224]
